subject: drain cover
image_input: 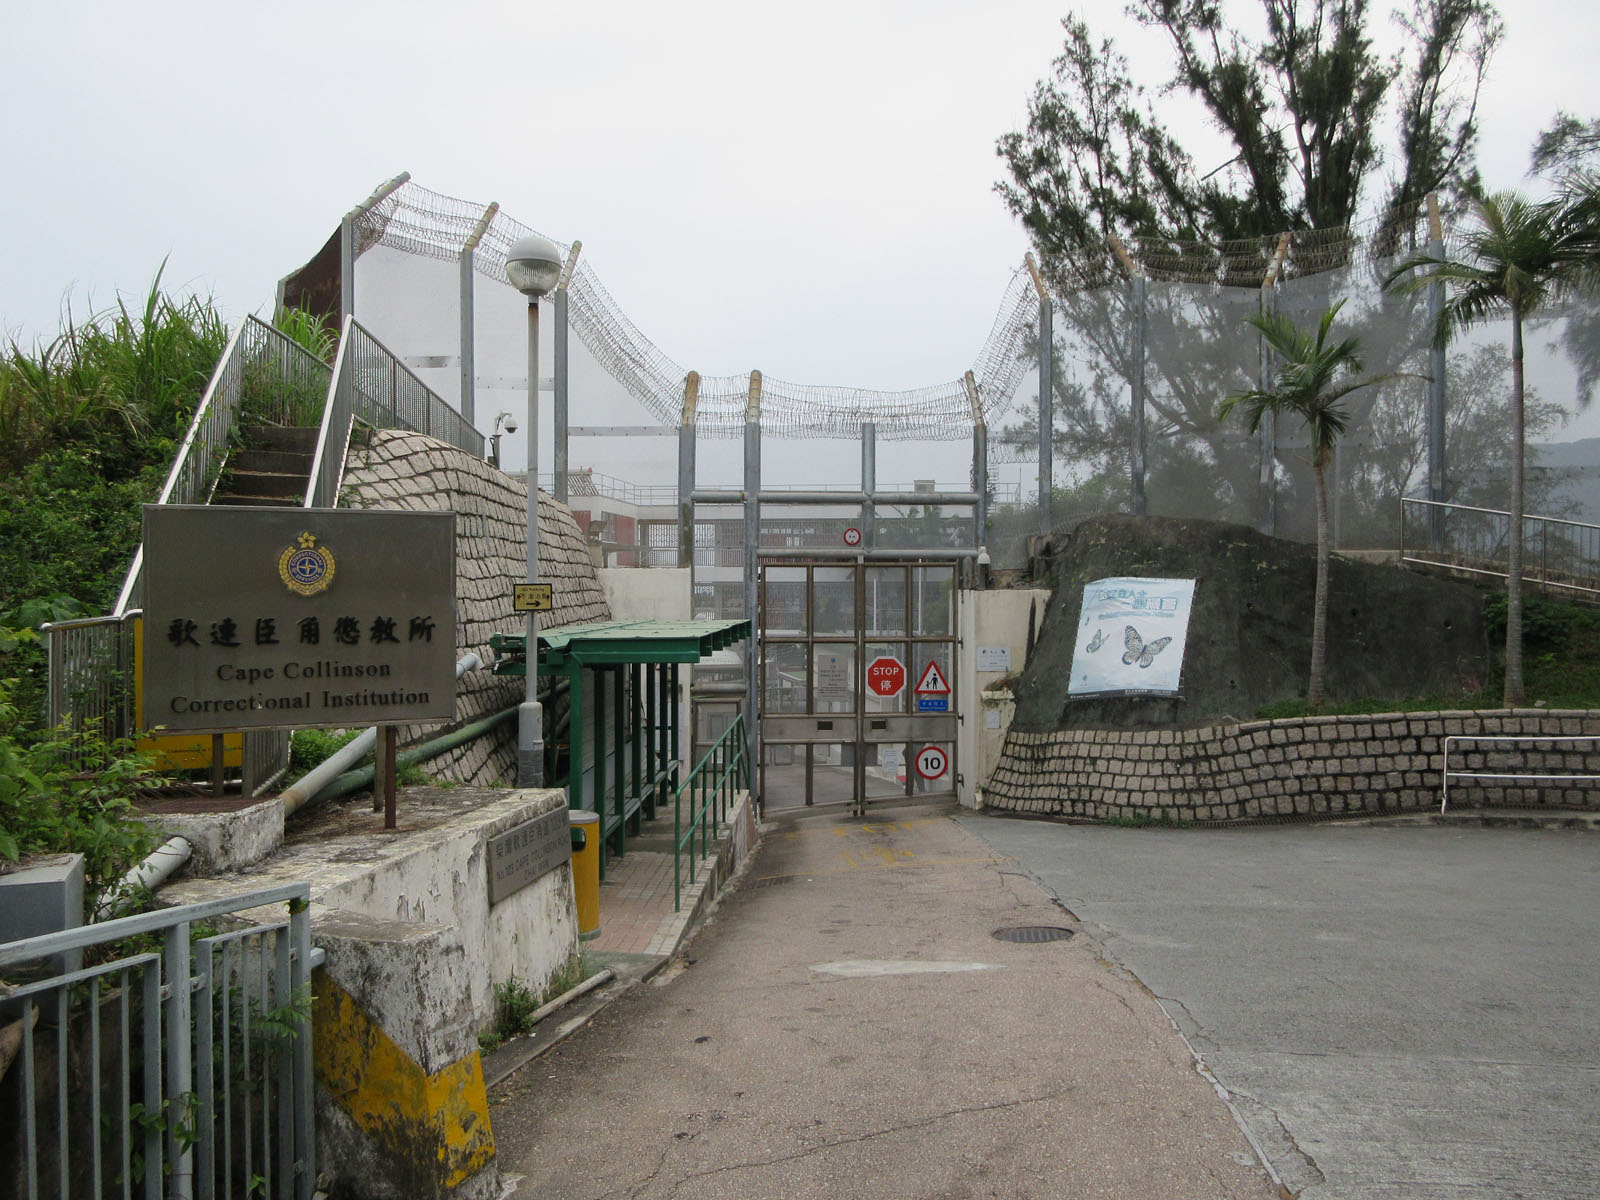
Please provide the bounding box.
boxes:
[991,925,1075,944]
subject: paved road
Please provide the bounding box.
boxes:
[492,801,1279,1199]
[959,816,1600,1199]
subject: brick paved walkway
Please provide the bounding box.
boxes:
[589,851,675,955]
[588,829,711,959]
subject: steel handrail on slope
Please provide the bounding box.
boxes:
[45,317,484,793]
[1400,497,1600,597]
[306,315,486,509]
[113,318,334,616]
[673,712,749,911]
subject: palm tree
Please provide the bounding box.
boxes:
[1220,301,1376,709]
[1385,191,1586,706]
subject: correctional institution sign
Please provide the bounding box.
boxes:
[1067,577,1196,698]
[141,506,457,733]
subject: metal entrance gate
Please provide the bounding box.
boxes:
[758,560,958,814]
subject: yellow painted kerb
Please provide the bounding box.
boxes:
[312,971,496,1189]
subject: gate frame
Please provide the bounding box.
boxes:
[757,557,962,816]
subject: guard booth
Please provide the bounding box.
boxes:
[758,560,958,814]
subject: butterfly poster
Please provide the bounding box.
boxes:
[1067,576,1196,697]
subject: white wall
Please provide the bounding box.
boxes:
[595,566,696,775]
[957,587,1050,808]
[598,567,690,621]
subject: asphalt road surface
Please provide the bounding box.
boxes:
[492,802,1280,1199]
[958,816,1600,1199]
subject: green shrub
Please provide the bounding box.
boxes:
[477,954,592,1052]
[0,677,161,918]
[0,271,228,739]
[1483,593,1574,648]
[287,728,362,780]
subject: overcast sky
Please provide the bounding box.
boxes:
[3,1,1595,397]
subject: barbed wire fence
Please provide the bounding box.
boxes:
[346,179,1570,574]
[353,180,1039,441]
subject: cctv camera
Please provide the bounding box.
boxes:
[503,416,518,434]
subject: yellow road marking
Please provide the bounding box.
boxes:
[752,854,1011,883]
[775,817,953,840]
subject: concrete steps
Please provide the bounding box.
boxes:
[213,426,318,507]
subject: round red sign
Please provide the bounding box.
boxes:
[843,527,862,546]
[915,745,949,780]
[866,655,905,696]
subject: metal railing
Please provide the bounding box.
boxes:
[113,318,332,616]
[39,611,284,797]
[0,885,318,1200]
[42,612,139,744]
[1440,734,1600,813]
[672,712,749,911]
[307,316,484,510]
[1400,498,1600,597]
[48,315,485,794]
[565,470,679,506]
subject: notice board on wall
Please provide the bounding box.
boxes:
[1067,577,1196,698]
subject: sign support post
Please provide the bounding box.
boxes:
[210,733,225,798]
[382,726,398,829]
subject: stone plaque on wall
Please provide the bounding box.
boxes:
[487,808,572,905]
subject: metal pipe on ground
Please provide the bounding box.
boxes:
[310,704,521,807]
[280,653,482,816]
[94,835,192,921]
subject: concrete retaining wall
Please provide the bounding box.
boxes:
[294,789,580,1022]
[339,429,611,787]
[303,788,576,1199]
[983,710,1600,821]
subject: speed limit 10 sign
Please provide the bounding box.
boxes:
[915,745,949,780]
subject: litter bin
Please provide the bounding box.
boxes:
[568,809,600,941]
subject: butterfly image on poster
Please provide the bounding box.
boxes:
[1069,577,1194,697]
[1121,625,1172,669]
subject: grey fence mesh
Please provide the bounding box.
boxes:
[354,180,1037,441]
[349,179,1596,576]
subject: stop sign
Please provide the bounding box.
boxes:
[866,655,905,696]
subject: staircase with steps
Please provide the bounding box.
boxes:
[213,426,319,507]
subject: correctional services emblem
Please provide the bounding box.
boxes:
[279,531,336,596]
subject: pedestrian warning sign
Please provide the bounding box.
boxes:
[915,660,950,712]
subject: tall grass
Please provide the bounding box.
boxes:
[0,265,227,475]
[0,268,230,729]
[272,305,337,364]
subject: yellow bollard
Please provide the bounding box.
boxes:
[568,809,601,940]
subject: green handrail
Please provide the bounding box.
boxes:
[673,714,749,911]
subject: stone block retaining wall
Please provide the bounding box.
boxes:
[982,710,1600,821]
[339,429,610,785]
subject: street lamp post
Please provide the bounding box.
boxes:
[505,234,563,787]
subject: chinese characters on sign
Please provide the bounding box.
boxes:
[486,808,571,904]
[141,506,457,732]
[166,614,436,649]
